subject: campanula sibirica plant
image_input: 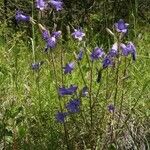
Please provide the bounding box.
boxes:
[13,6,141,149]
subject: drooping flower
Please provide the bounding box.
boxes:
[108,104,115,113]
[15,11,30,22]
[77,50,83,61]
[121,42,136,60]
[63,62,75,74]
[42,30,50,41]
[51,31,62,39]
[127,42,136,61]
[90,47,105,61]
[102,56,112,69]
[56,112,67,123]
[36,0,46,10]
[49,0,63,11]
[115,19,129,33]
[58,85,78,96]
[31,61,44,70]
[81,86,88,97]
[72,28,85,41]
[46,36,57,49]
[108,43,118,57]
[66,99,80,113]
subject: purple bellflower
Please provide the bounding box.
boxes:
[51,31,62,39]
[108,43,118,57]
[108,104,115,113]
[66,99,80,113]
[56,112,67,123]
[102,56,112,69]
[58,85,78,96]
[90,47,105,61]
[72,28,85,41]
[115,19,129,33]
[42,30,50,41]
[15,11,30,22]
[36,0,46,10]
[49,0,63,11]
[121,42,136,60]
[127,42,136,61]
[31,61,44,70]
[63,62,75,74]
[46,36,57,49]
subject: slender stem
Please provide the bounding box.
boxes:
[77,61,87,86]
[116,57,127,129]
[111,36,121,142]
[89,61,93,128]
[50,52,70,150]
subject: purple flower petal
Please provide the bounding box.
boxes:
[58,85,78,96]
[63,62,75,74]
[15,11,30,22]
[90,47,105,61]
[72,28,85,41]
[108,104,115,113]
[66,99,80,113]
[56,112,67,123]
[46,36,57,49]
[51,31,62,39]
[36,0,46,10]
[115,19,129,33]
[49,0,63,11]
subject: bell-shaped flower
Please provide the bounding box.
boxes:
[72,28,85,41]
[63,62,75,74]
[55,112,67,123]
[49,0,63,11]
[90,47,105,61]
[58,85,78,96]
[115,19,129,33]
[66,99,80,113]
[15,11,30,22]
[36,0,46,10]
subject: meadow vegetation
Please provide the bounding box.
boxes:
[0,0,150,149]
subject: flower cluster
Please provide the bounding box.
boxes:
[41,29,62,51]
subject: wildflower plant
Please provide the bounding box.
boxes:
[11,2,149,149]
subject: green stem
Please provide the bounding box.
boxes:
[89,61,93,128]
[50,52,70,150]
